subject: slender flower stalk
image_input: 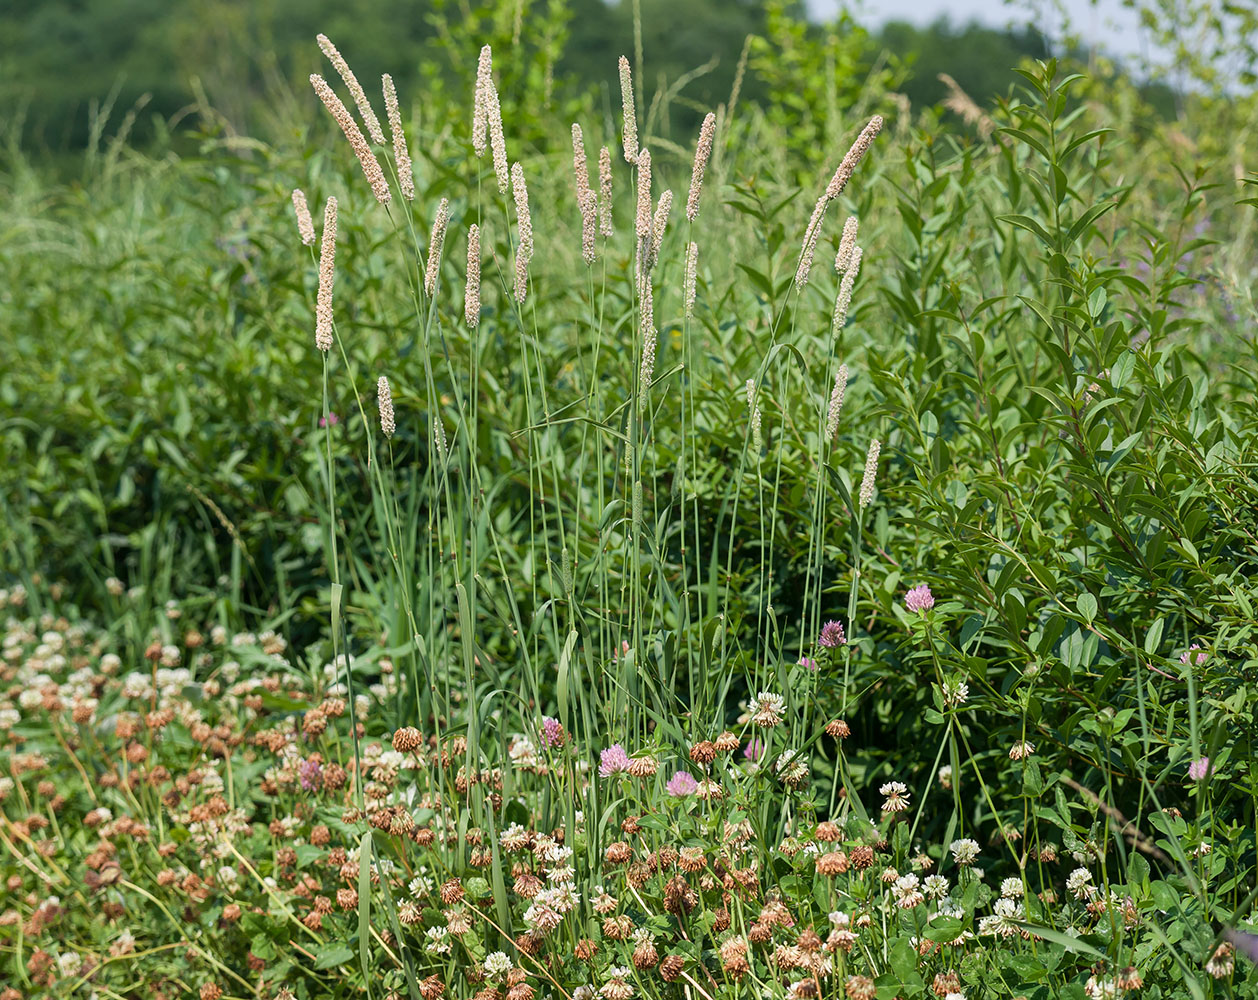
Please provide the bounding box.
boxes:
[686,112,716,222]
[684,241,698,318]
[635,148,652,242]
[571,123,591,206]
[377,376,395,437]
[311,74,391,205]
[512,162,532,303]
[315,197,338,352]
[832,247,863,334]
[825,116,884,199]
[649,189,672,270]
[487,84,509,194]
[794,195,828,291]
[859,438,881,508]
[382,74,414,201]
[639,273,656,411]
[598,146,614,238]
[424,198,450,298]
[465,224,481,328]
[317,33,386,145]
[473,46,492,157]
[748,379,764,456]
[835,216,859,274]
[619,56,638,164]
[580,191,597,267]
[825,364,848,442]
[292,189,315,246]
[635,148,652,279]
[796,118,882,291]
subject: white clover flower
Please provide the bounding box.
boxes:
[880,781,910,812]
[1066,868,1094,899]
[923,874,950,899]
[484,951,513,976]
[950,838,980,865]
[941,678,969,707]
[57,951,83,976]
[425,925,452,954]
[1000,877,1025,898]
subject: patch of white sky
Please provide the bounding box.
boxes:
[805,0,1166,70]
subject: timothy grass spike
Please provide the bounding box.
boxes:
[825,364,848,442]
[686,112,716,222]
[425,198,450,298]
[315,196,337,352]
[382,74,414,201]
[619,56,638,164]
[317,33,386,145]
[598,146,614,238]
[473,46,492,157]
[292,189,315,246]
[377,376,395,437]
[465,224,481,328]
[310,74,391,205]
[825,115,884,200]
[512,162,532,303]
[859,437,881,508]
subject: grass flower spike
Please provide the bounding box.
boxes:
[291,189,315,245]
[619,56,637,163]
[317,33,385,145]
[314,196,337,351]
[686,112,716,222]
[859,438,880,508]
[377,376,395,437]
[310,74,391,205]
[465,224,481,327]
[382,74,414,201]
[424,197,449,297]
[473,45,492,156]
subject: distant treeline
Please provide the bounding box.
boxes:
[0,0,1175,151]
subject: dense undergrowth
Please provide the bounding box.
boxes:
[2,2,1258,996]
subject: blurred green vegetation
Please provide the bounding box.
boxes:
[2,0,1169,156]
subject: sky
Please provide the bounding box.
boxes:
[805,0,1158,62]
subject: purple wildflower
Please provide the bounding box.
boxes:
[665,771,699,796]
[298,758,323,791]
[904,584,934,614]
[799,657,818,672]
[818,620,846,648]
[1189,756,1211,781]
[1180,644,1208,667]
[320,412,341,428]
[743,738,764,762]
[599,743,631,778]
[542,716,565,748]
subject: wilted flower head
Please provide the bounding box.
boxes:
[752,692,786,727]
[904,584,934,614]
[1008,741,1034,761]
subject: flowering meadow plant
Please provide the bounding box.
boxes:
[4,6,1258,999]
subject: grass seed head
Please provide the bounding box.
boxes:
[317,33,385,145]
